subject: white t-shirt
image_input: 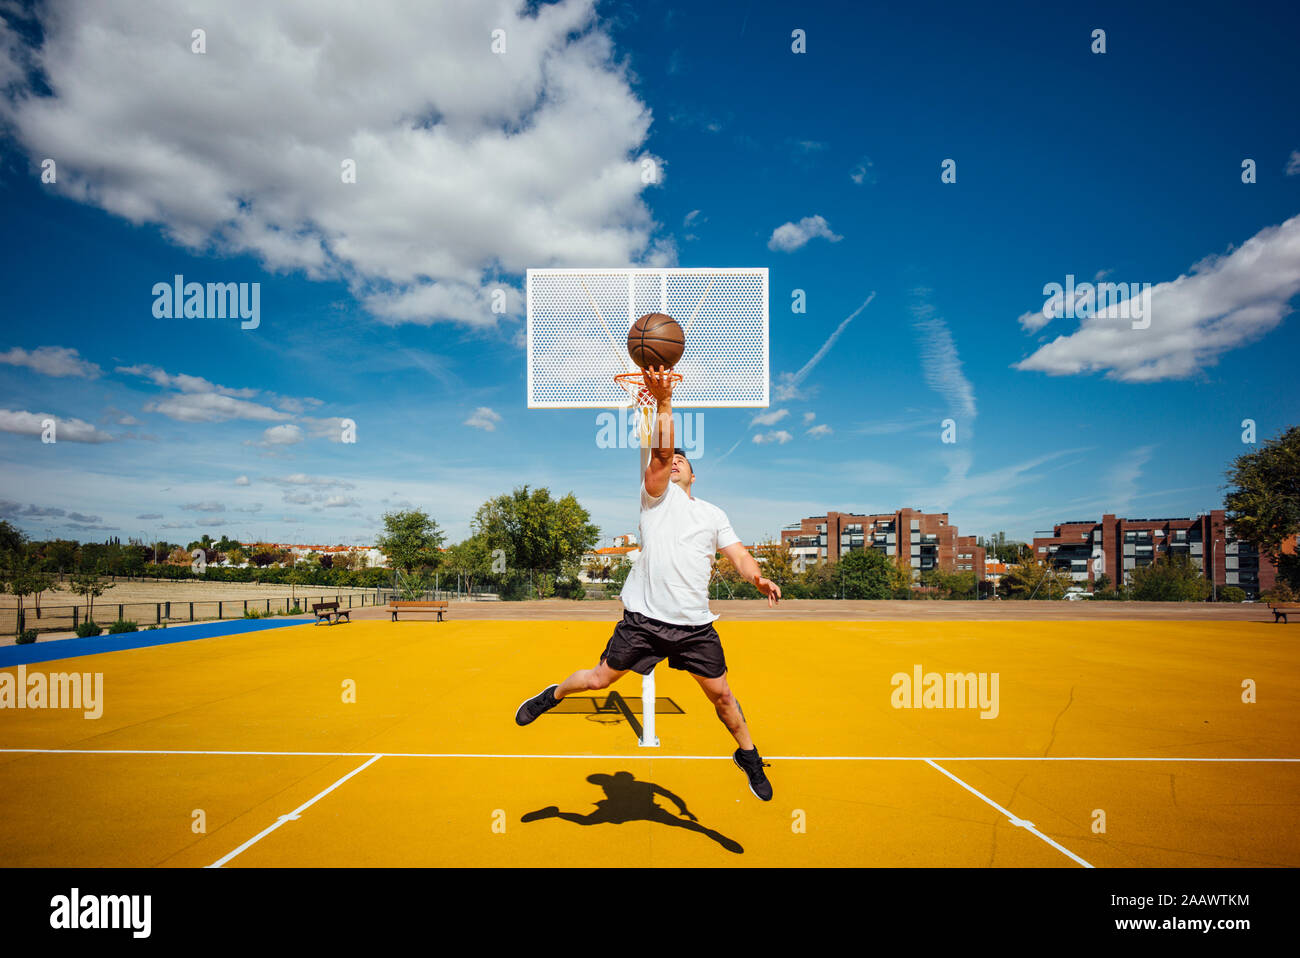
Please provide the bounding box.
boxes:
[620,480,741,625]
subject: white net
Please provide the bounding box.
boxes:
[527,268,768,408]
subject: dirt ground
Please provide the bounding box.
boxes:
[357,598,1277,622]
[0,578,374,608]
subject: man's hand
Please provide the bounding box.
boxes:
[756,576,782,608]
[642,365,675,406]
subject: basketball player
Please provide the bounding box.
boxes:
[515,366,781,801]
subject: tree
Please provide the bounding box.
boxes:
[0,519,25,556]
[375,510,445,574]
[833,549,892,599]
[1002,557,1073,599]
[68,573,114,623]
[1225,425,1300,561]
[1,555,54,634]
[753,538,796,587]
[444,536,495,597]
[887,552,914,598]
[472,487,599,596]
[1128,554,1210,602]
[607,558,632,593]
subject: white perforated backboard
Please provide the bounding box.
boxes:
[526,267,768,407]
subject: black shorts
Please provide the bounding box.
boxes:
[599,610,727,679]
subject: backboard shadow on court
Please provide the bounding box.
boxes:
[521,770,744,854]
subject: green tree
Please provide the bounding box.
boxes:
[608,558,633,593]
[472,487,598,596]
[1225,425,1300,561]
[797,558,836,599]
[2,555,53,634]
[834,549,892,599]
[0,519,25,556]
[68,573,114,623]
[1129,554,1210,602]
[444,536,496,597]
[375,510,445,574]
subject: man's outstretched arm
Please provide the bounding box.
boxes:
[642,365,675,498]
[720,542,782,607]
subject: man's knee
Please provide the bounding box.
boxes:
[587,664,624,690]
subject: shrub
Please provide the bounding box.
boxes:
[1263,581,1296,603]
[107,620,138,633]
[242,608,269,619]
[554,576,586,600]
[1218,586,1247,603]
[16,628,37,645]
[75,621,102,637]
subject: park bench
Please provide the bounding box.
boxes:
[312,601,351,625]
[1267,603,1300,623]
[389,600,449,622]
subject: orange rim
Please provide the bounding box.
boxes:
[614,371,682,405]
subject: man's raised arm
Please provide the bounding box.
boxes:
[720,542,782,607]
[642,365,675,498]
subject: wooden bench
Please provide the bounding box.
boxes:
[1268,603,1300,623]
[389,600,449,622]
[312,601,351,625]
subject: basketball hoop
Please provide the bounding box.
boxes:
[614,371,682,446]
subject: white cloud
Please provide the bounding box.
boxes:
[116,365,257,398]
[2,0,664,328]
[263,474,356,489]
[849,158,875,185]
[803,411,815,423]
[253,424,304,446]
[1286,151,1300,176]
[0,408,114,443]
[1016,214,1300,381]
[767,215,842,252]
[465,407,503,431]
[752,430,793,445]
[807,424,831,437]
[235,475,250,486]
[912,294,976,421]
[750,408,788,427]
[145,391,287,424]
[322,495,360,509]
[0,346,101,378]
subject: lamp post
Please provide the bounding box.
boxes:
[1209,537,1221,601]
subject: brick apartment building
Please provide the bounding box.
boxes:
[780,509,986,580]
[1031,510,1286,597]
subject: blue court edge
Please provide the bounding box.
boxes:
[0,617,313,667]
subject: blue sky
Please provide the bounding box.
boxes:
[1,0,1297,550]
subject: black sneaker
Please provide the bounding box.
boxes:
[733,747,773,801]
[515,685,560,726]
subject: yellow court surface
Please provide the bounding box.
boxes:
[1,617,1297,867]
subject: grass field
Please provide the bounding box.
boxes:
[1,609,1295,867]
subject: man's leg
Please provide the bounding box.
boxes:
[555,659,629,700]
[690,671,753,750]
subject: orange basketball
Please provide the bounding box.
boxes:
[627,312,685,369]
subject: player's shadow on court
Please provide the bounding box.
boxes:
[522,771,743,854]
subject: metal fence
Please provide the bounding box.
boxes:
[6,589,502,635]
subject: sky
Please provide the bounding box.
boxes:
[1,0,1298,551]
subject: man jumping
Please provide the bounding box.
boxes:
[515,366,782,801]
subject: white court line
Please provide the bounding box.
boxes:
[206,754,382,868]
[1,748,1298,761]
[924,759,1093,868]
